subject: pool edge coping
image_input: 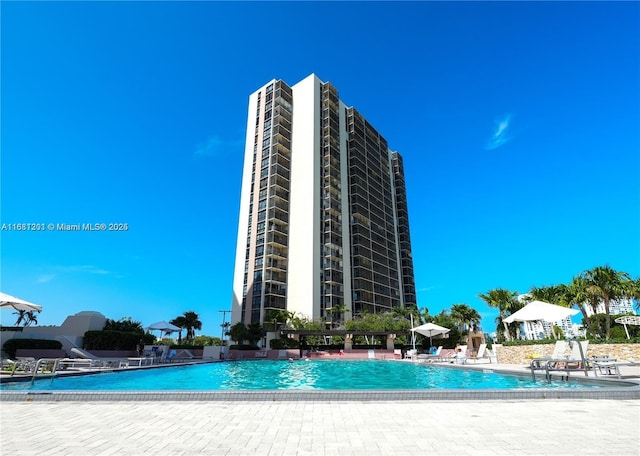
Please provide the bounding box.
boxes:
[1,388,639,401]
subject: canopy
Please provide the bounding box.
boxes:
[147,320,181,334]
[411,322,450,338]
[614,315,640,339]
[0,292,43,312]
[411,322,450,347]
[503,300,578,324]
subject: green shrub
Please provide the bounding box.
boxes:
[83,330,154,350]
[229,344,261,350]
[270,338,300,349]
[2,338,62,358]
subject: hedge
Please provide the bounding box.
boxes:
[83,330,153,350]
[2,338,62,358]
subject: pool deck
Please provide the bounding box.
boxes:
[1,361,639,455]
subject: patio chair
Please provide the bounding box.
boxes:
[529,340,568,378]
[163,349,177,363]
[466,344,494,364]
[417,346,443,361]
[453,345,468,364]
[592,359,640,379]
[68,347,116,368]
[544,340,590,380]
[404,349,417,360]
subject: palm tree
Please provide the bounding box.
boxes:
[580,265,632,339]
[566,275,595,334]
[529,284,577,338]
[14,310,39,327]
[450,304,480,333]
[170,311,202,340]
[327,304,347,328]
[478,288,519,341]
[229,322,248,344]
[418,307,430,324]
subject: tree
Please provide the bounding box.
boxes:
[478,288,519,341]
[246,322,265,346]
[418,307,431,324]
[229,322,248,345]
[450,304,481,333]
[265,309,295,331]
[326,304,347,329]
[580,265,633,340]
[170,311,202,340]
[528,284,576,338]
[13,310,39,327]
[103,317,144,333]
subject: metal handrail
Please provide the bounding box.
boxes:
[30,358,60,385]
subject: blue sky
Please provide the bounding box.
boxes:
[2,1,638,336]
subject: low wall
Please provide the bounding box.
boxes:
[227,349,396,360]
[493,343,640,364]
[15,349,67,359]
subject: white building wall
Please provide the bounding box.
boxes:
[287,74,321,319]
[338,99,353,322]
[584,297,636,317]
[232,85,272,324]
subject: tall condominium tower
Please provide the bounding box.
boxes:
[231,74,417,327]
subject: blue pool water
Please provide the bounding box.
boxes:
[0,360,599,391]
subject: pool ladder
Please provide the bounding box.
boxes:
[30,358,61,385]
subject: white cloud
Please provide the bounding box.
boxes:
[417,286,436,292]
[485,114,514,150]
[59,265,110,275]
[194,135,243,158]
[36,274,56,283]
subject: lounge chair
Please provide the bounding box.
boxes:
[404,349,417,360]
[544,340,590,380]
[68,347,109,367]
[466,344,494,364]
[417,346,443,361]
[453,346,468,364]
[163,349,177,363]
[529,341,568,378]
[2,357,36,376]
[592,359,640,379]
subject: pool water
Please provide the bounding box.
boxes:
[0,360,599,391]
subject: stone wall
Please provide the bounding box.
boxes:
[493,343,640,365]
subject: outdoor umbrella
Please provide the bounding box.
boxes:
[146,320,181,338]
[0,292,43,312]
[411,322,450,347]
[503,300,578,324]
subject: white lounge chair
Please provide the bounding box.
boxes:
[544,340,590,379]
[417,346,443,361]
[68,347,125,368]
[466,344,493,364]
[592,359,640,379]
[529,340,568,377]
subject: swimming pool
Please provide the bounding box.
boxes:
[0,360,603,391]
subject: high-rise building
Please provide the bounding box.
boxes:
[231,74,417,327]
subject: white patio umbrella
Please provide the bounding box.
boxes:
[615,316,640,339]
[411,322,450,347]
[146,320,181,338]
[503,300,578,324]
[0,292,43,312]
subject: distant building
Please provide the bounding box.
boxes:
[0,311,107,356]
[583,297,636,317]
[516,294,577,339]
[231,74,417,327]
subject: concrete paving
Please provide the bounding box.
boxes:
[2,360,639,455]
[1,398,639,455]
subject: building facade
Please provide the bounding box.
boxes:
[231,74,417,327]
